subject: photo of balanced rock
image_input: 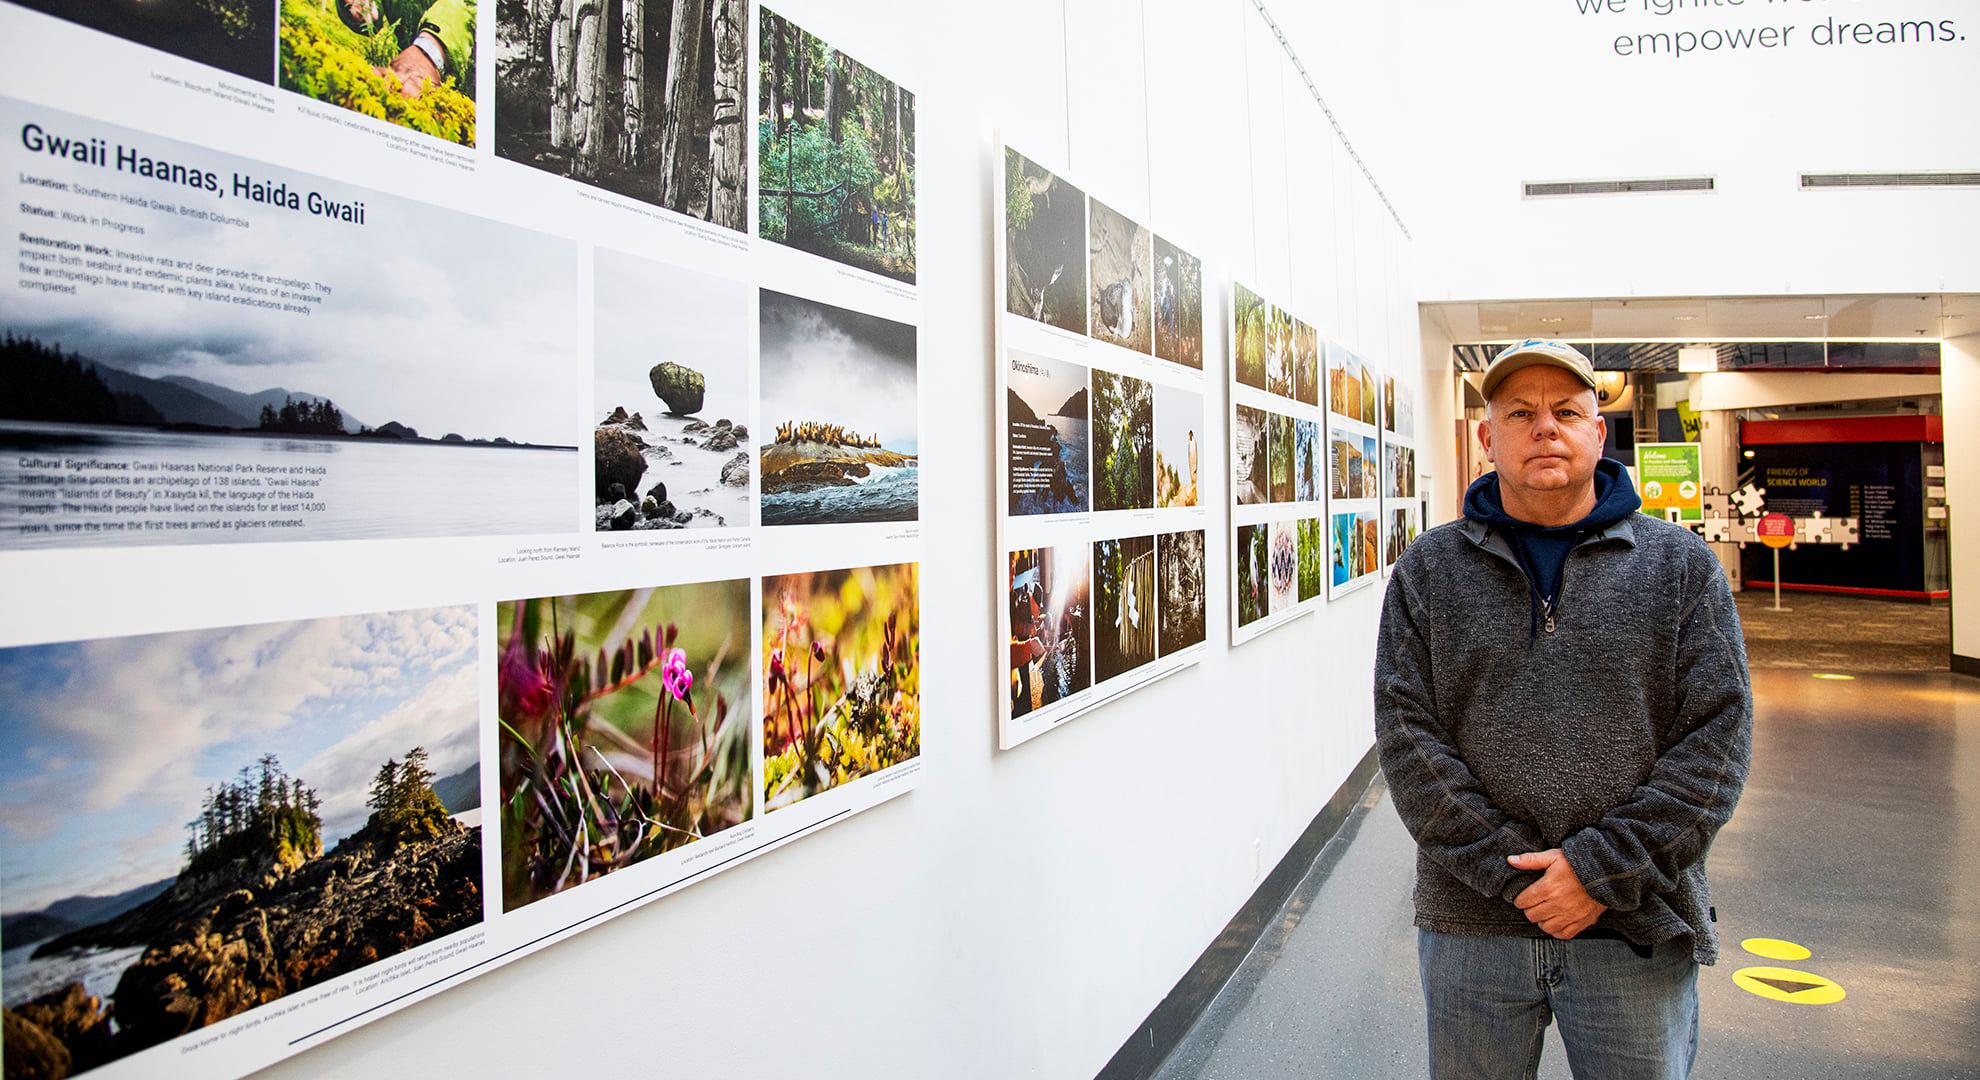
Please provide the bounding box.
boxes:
[758,289,918,526]
[594,249,754,531]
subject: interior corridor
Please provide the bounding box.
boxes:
[1153,665,1980,1079]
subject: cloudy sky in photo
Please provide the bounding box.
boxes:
[758,289,917,452]
[4,99,581,445]
[0,606,478,913]
[594,247,751,427]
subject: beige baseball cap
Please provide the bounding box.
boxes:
[1480,339,1597,401]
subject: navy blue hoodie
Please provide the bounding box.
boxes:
[1464,457,1643,629]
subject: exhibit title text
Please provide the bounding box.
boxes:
[19,123,368,225]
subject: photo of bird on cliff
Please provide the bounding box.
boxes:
[0,607,482,1078]
[594,248,752,531]
[497,0,746,226]
[1006,350,1089,517]
[1090,369,1154,513]
[1152,235,1203,369]
[763,564,920,810]
[1153,382,1200,510]
[1004,146,1087,332]
[758,7,916,282]
[1087,198,1151,354]
[497,581,750,911]
[758,289,918,526]
[1092,534,1155,684]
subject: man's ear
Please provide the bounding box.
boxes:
[1476,419,1495,463]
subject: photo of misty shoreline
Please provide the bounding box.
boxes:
[1007,351,1089,517]
[758,289,918,526]
[0,607,483,1078]
[0,118,581,548]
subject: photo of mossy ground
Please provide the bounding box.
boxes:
[17,0,273,82]
[1295,419,1319,502]
[1005,147,1087,331]
[1294,321,1320,407]
[1088,198,1151,354]
[1092,535,1156,683]
[281,0,476,146]
[1233,403,1267,506]
[759,7,915,282]
[1235,522,1268,626]
[1297,517,1324,601]
[1266,306,1295,400]
[1269,520,1297,613]
[1090,369,1153,512]
[498,583,751,910]
[1268,412,1295,504]
[1153,236,1202,369]
[762,564,920,810]
[497,0,747,229]
[1157,529,1206,656]
[1234,283,1267,390]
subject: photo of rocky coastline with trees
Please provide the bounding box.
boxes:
[758,7,916,282]
[758,289,918,526]
[1007,351,1090,517]
[0,607,482,1078]
[497,0,746,226]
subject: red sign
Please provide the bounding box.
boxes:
[1757,513,1795,549]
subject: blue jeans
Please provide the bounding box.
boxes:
[1418,930,1699,1080]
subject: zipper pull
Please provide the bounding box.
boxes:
[1543,601,1556,634]
[1545,614,1555,634]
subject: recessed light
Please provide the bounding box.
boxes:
[1811,673,1856,681]
[1538,316,1563,324]
[1742,450,1755,459]
[1803,313,1828,320]
[1482,325,1508,332]
[1673,314,1698,321]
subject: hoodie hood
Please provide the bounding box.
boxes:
[1464,456,1641,534]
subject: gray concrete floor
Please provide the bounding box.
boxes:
[1154,668,1980,1079]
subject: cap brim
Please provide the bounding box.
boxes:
[1481,352,1597,401]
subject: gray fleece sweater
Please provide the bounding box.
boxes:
[1374,510,1752,965]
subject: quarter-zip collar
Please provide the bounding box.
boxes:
[1460,458,1642,636]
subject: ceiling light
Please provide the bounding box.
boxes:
[1811,673,1856,681]
[1481,325,1507,332]
[1538,316,1563,324]
[1803,313,1828,320]
[1742,450,1755,459]
[1672,314,1698,321]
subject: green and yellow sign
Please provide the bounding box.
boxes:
[1635,443,1703,522]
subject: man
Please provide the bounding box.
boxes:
[1375,340,1752,1079]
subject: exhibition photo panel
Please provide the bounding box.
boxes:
[994,140,1207,749]
[1380,376,1419,571]
[0,607,483,1079]
[1325,340,1383,597]
[1227,279,1325,645]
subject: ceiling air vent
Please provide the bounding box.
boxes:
[1523,177,1714,198]
[1801,171,1980,190]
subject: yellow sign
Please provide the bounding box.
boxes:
[1740,937,1812,961]
[1731,966,1846,1005]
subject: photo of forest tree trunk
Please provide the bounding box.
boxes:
[757,8,916,283]
[495,0,746,228]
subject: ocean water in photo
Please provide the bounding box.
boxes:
[2,941,147,1011]
[762,462,918,526]
[0,422,577,549]
[628,412,752,528]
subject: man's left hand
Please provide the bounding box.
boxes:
[380,39,441,99]
[1508,849,1606,939]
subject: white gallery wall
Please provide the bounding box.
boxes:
[1379,0,1980,302]
[253,2,1421,1078]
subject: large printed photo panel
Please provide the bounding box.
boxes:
[0,607,483,1078]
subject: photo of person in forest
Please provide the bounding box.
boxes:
[758,8,915,283]
[281,0,477,146]
[495,0,745,225]
[1153,236,1203,369]
[17,0,273,83]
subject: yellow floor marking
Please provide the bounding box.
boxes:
[1732,966,1845,1005]
[1741,937,1813,961]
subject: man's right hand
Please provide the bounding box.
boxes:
[380,37,442,99]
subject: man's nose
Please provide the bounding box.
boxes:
[1531,411,1560,438]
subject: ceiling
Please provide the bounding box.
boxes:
[1426,293,1979,344]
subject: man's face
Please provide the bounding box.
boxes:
[1478,365,1606,499]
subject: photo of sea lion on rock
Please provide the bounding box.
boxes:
[758,289,918,526]
[593,249,753,532]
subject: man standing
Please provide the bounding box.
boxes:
[1375,340,1752,1079]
